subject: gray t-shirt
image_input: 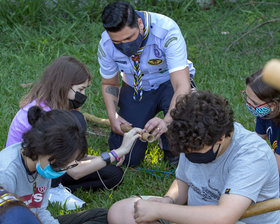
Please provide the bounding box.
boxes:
[176,122,280,224]
[0,143,59,224]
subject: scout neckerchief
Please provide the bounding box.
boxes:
[132,11,151,101]
[0,188,19,207]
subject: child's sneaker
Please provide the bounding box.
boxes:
[48,184,85,210]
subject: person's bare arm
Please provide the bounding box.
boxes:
[66,128,141,180]
[144,67,190,139]
[134,193,252,224]
[102,75,130,135]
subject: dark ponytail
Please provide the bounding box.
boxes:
[27,106,46,127]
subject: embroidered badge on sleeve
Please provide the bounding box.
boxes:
[98,44,106,58]
[164,37,178,48]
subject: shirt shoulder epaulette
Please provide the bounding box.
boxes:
[150,23,168,39]
[101,31,111,44]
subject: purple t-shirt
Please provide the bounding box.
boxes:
[6,100,50,147]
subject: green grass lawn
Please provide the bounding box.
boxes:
[1,0,280,217]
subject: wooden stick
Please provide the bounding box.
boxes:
[241,198,280,219]
[83,113,111,127]
[83,113,154,142]
[120,124,154,142]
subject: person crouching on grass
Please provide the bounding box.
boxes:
[0,106,141,224]
[107,90,280,224]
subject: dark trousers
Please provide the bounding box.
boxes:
[52,165,123,191]
[109,80,174,167]
[57,208,108,224]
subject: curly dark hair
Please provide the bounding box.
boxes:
[167,91,234,154]
[22,106,88,169]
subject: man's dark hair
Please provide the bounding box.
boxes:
[22,106,88,169]
[102,1,138,32]
[167,91,234,154]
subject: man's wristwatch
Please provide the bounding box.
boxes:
[101,152,111,166]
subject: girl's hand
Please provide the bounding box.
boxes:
[116,155,125,166]
[119,128,142,155]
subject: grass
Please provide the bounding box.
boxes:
[0,0,280,217]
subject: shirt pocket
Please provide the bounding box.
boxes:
[117,64,133,75]
[147,59,168,74]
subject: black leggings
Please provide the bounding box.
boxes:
[57,208,108,224]
[52,165,124,192]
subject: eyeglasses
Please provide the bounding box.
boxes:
[50,160,79,172]
[241,90,269,110]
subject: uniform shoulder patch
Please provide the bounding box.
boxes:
[164,37,178,48]
[148,59,163,65]
[98,44,106,57]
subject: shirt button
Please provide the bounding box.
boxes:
[159,68,162,71]
[151,25,153,28]
[121,70,124,72]
[151,85,154,87]
[142,74,144,76]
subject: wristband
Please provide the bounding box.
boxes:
[110,150,120,162]
[163,195,175,204]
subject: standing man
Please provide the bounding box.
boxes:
[98,1,195,166]
[107,91,280,224]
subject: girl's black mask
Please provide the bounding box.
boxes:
[185,144,221,164]
[69,89,87,109]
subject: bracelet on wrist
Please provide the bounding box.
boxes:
[110,150,120,162]
[163,195,175,204]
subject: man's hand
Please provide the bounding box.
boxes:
[144,117,168,139]
[110,113,131,135]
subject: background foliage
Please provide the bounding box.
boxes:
[0,0,279,216]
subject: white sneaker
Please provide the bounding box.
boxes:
[47,184,85,210]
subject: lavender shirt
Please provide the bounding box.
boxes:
[6,100,50,147]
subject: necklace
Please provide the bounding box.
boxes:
[26,171,38,183]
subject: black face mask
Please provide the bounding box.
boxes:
[69,90,87,109]
[114,32,143,57]
[185,144,221,164]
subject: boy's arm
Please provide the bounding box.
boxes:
[163,178,189,205]
[135,193,251,224]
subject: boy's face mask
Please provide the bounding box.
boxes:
[36,160,66,179]
[185,144,221,164]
